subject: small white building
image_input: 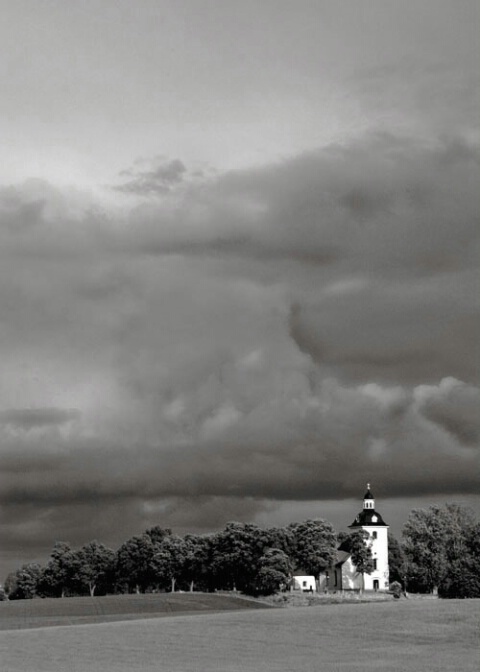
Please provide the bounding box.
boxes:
[291,572,316,592]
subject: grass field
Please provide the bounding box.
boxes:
[0,592,269,631]
[0,596,478,672]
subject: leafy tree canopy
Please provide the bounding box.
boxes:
[288,519,337,577]
[402,503,477,595]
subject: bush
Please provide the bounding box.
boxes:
[389,581,402,598]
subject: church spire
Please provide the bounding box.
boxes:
[363,483,375,509]
[350,483,387,527]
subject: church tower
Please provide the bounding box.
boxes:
[349,484,390,591]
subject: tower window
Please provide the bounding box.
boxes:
[372,531,377,539]
[373,559,377,570]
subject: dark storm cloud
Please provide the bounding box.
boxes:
[0,196,45,232]
[1,131,479,574]
[0,408,80,430]
[125,134,479,279]
[288,276,480,385]
[415,378,480,447]
[1,373,478,511]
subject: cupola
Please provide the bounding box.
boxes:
[350,483,388,528]
[363,483,375,509]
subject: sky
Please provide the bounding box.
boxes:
[0,1,479,579]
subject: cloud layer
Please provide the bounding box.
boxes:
[1,129,479,574]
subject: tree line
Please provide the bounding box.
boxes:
[3,503,479,600]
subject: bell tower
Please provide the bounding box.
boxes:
[349,484,389,591]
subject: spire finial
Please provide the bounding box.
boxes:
[367,482,370,491]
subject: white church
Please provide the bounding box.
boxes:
[292,484,390,593]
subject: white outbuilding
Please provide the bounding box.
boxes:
[291,572,316,592]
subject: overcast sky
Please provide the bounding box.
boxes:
[1,1,479,578]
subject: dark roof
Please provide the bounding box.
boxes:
[349,509,388,527]
[364,488,374,500]
[292,569,315,577]
[335,550,351,566]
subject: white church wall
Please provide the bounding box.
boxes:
[363,526,390,590]
[340,556,363,591]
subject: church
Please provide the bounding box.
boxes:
[332,484,390,592]
[293,484,390,593]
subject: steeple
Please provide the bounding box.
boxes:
[339,482,390,592]
[363,483,375,510]
[350,482,387,528]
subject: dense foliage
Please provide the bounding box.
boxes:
[402,504,480,598]
[3,503,478,600]
[2,520,334,599]
[387,532,406,584]
[288,519,337,579]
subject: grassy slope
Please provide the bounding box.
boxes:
[0,597,478,672]
[0,592,270,631]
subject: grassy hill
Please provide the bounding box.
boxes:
[0,592,272,631]
[0,598,478,672]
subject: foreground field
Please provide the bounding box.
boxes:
[1,597,478,672]
[0,592,269,631]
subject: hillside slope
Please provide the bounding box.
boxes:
[0,592,272,630]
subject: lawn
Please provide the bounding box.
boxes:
[0,597,478,672]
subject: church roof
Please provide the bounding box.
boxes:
[349,509,388,527]
[335,550,351,566]
[349,483,388,527]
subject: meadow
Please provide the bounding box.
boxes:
[0,595,478,672]
[0,592,268,631]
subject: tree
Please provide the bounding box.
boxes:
[210,522,272,593]
[388,532,406,585]
[4,573,18,599]
[4,563,43,600]
[438,520,480,599]
[264,527,295,557]
[288,519,337,586]
[75,541,115,596]
[152,535,186,592]
[115,534,158,593]
[402,503,477,595]
[182,534,211,592]
[39,542,79,597]
[340,529,374,592]
[144,526,172,545]
[255,548,293,596]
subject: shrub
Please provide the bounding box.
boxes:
[389,581,402,598]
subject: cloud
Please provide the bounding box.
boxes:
[288,271,480,385]
[414,378,480,447]
[0,408,80,431]
[115,158,188,195]
[1,375,478,506]
[349,56,479,140]
[122,133,479,280]
[1,130,479,576]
